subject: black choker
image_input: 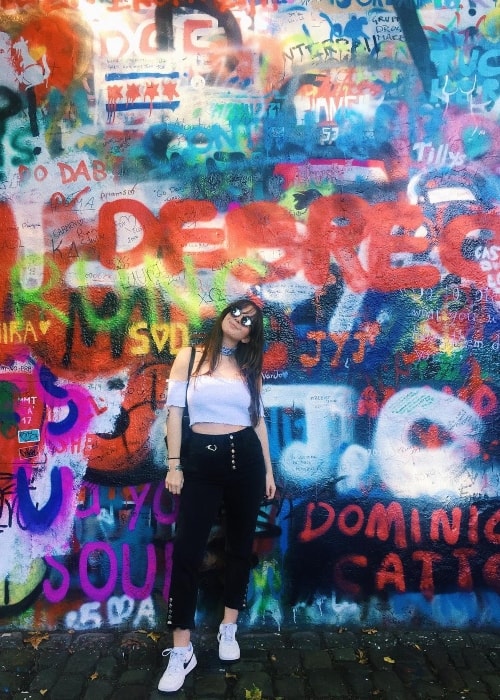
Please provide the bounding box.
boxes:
[221,345,236,356]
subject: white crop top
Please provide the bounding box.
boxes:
[167,375,262,426]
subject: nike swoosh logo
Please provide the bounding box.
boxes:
[184,652,194,669]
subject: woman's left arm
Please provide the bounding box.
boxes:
[254,417,276,500]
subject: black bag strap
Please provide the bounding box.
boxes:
[165,347,196,448]
[184,346,196,412]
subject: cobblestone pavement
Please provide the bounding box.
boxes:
[1,627,500,699]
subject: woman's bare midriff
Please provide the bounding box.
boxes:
[191,423,248,435]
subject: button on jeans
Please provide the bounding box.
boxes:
[167,427,266,629]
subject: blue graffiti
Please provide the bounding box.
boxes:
[17,466,64,534]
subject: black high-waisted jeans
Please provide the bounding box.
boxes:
[167,427,266,629]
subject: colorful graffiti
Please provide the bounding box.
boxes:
[0,0,498,631]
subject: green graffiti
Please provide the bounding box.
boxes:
[11,255,69,325]
[279,183,334,221]
[156,255,204,329]
[11,253,267,342]
[248,559,282,627]
[155,255,267,327]
[10,126,39,167]
[63,285,165,365]
[213,258,267,316]
[0,381,19,439]
[72,258,160,333]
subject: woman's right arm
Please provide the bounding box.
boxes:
[165,405,185,495]
[165,347,194,495]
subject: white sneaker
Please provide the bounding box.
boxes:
[158,643,197,692]
[218,623,240,661]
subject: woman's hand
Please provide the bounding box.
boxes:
[265,471,276,500]
[254,418,276,501]
[165,401,185,495]
[165,468,184,495]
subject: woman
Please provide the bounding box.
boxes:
[158,299,276,693]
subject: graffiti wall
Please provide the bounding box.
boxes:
[0,0,498,632]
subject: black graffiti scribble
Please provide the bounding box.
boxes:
[293,189,322,211]
[392,0,437,99]
[155,0,242,51]
[0,472,16,533]
[0,87,23,175]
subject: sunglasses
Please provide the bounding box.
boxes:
[230,306,254,327]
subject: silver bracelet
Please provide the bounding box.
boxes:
[166,464,183,472]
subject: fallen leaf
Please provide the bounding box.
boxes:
[356,649,368,664]
[361,628,378,635]
[24,633,49,649]
[245,688,262,700]
[384,656,396,664]
[90,672,99,680]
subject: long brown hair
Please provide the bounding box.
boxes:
[195,299,264,426]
